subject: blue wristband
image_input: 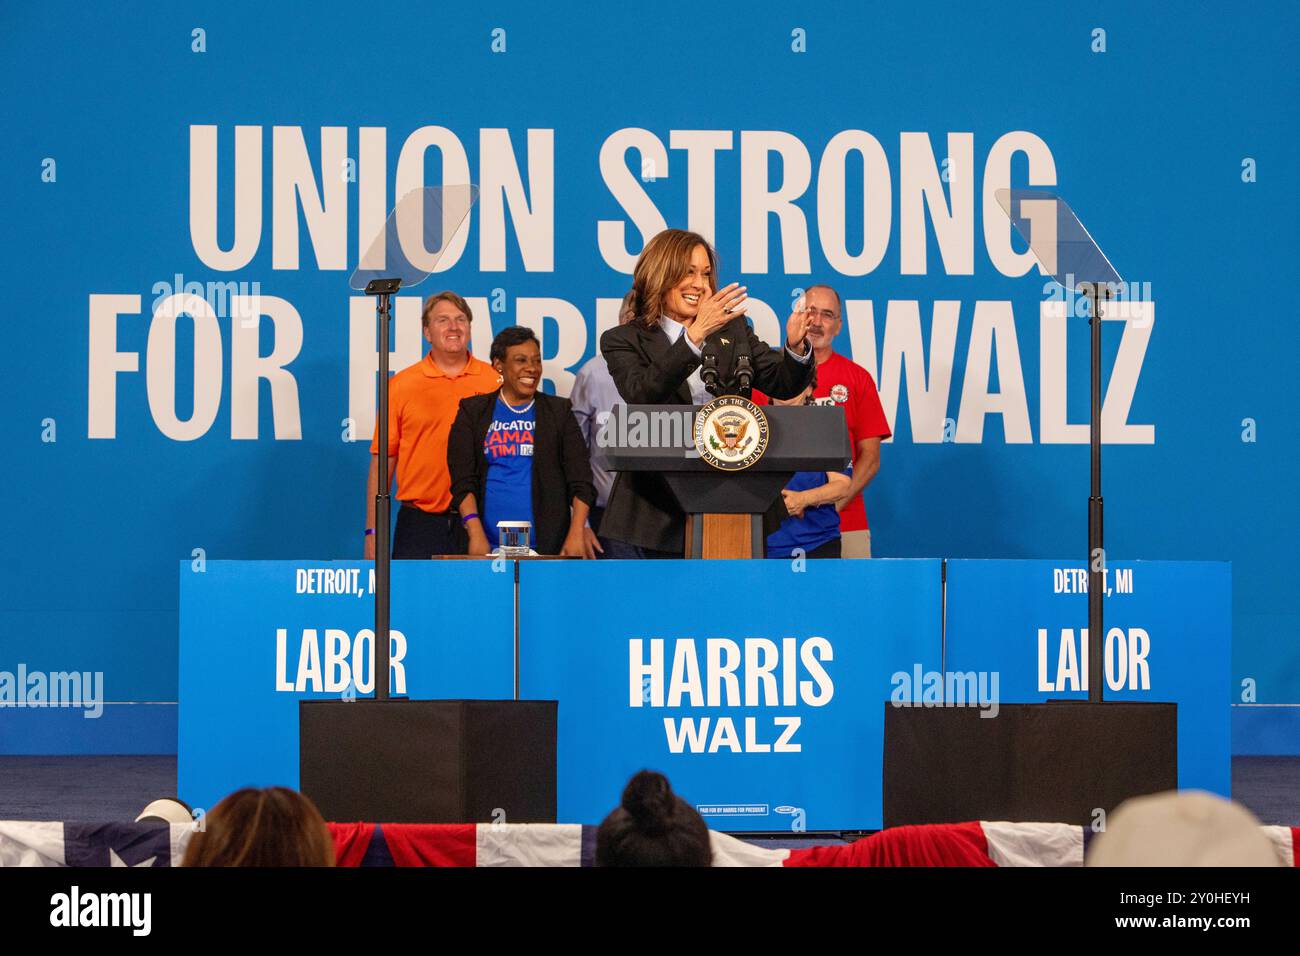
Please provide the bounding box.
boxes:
[460,512,479,526]
[364,528,375,536]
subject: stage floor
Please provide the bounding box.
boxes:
[0,755,1295,835]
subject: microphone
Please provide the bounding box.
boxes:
[731,323,755,397]
[700,348,721,397]
[735,354,753,396]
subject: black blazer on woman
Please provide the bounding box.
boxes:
[597,314,813,553]
[447,389,596,555]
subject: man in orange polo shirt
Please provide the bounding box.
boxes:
[364,291,500,558]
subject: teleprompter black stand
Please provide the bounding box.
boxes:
[883,191,1177,825]
[368,276,399,701]
[297,186,557,823]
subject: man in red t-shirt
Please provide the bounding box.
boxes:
[800,285,891,558]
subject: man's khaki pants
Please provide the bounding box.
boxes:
[841,529,872,559]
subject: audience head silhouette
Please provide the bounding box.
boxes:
[181,786,335,867]
[595,770,711,867]
[1086,790,1280,867]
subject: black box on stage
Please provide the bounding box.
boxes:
[299,699,557,823]
[882,701,1177,828]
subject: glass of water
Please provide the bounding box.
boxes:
[497,521,531,557]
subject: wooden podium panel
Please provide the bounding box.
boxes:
[685,513,763,559]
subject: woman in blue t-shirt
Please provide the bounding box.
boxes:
[448,327,598,557]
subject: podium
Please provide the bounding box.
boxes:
[597,403,851,558]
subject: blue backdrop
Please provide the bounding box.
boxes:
[0,1,1295,751]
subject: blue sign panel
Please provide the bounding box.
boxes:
[944,559,1231,797]
[518,559,942,831]
[178,560,514,812]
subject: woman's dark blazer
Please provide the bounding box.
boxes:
[597,314,814,553]
[447,389,596,555]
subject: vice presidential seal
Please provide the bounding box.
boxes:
[693,395,769,471]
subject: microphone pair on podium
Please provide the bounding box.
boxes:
[700,349,754,397]
[701,303,758,397]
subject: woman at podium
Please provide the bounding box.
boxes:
[598,228,814,557]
